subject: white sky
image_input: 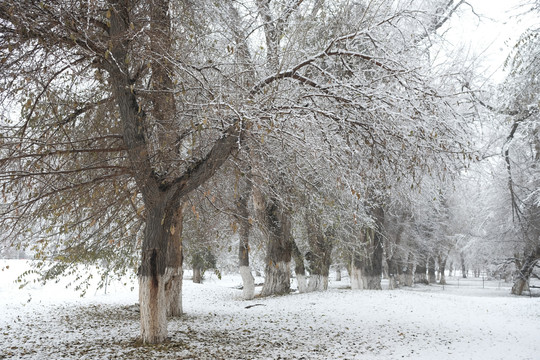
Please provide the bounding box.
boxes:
[446,0,537,82]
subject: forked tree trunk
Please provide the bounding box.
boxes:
[165,206,184,317]
[258,198,292,297]
[305,214,333,292]
[292,240,308,293]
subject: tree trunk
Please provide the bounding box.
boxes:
[512,247,539,295]
[165,205,184,317]
[239,266,255,299]
[387,223,405,289]
[428,256,436,284]
[350,260,364,290]
[438,254,447,285]
[361,229,384,290]
[236,172,255,300]
[387,257,399,289]
[335,266,342,282]
[258,197,292,297]
[460,252,467,278]
[414,259,428,284]
[291,240,308,293]
[192,267,202,284]
[138,202,170,344]
[402,252,414,286]
[355,206,384,290]
[108,0,239,344]
[305,214,333,292]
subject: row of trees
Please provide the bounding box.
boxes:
[0,0,538,344]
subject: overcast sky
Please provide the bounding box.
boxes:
[447,0,536,82]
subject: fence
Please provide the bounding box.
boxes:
[445,276,512,289]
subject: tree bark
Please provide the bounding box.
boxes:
[291,239,308,293]
[305,214,333,292]
[138,200,171,344]
[350,260,364,290]
[428,256,437,284]
[192,267,202,284]
[165,205,184,317]
[402,252,415,286]
[236,170,255,300]
[460,252,467,278]
[512,246,539,295]
[257,196,292,297]
[414,258,428,284]
[354,206,384,290]
[438,254,448,285]
[387,223,405,289]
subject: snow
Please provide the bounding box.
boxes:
[1,260,539,359]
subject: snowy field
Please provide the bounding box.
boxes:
[1,260,539,360]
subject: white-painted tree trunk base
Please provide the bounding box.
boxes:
[261,261,290,296]
[307,275,328,292]
[239,266,255,300]
[164,266,183,317]
[297,274,308,293]
[350,265,364,290]
[139,275,168,344]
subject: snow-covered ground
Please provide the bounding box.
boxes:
[1,260,539,360]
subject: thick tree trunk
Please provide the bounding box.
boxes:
[428,256,436,284]
[139,203,170,344]
[360,229,383,290]
[291,240,308,293]
[353,206,384,290]
[512,247,539,295]
[414,259,428,284]
[305,214,333,292]
[261,260,291,296]
[387,257,399,289]
[165,206,184,317]
[258,198,292,297]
